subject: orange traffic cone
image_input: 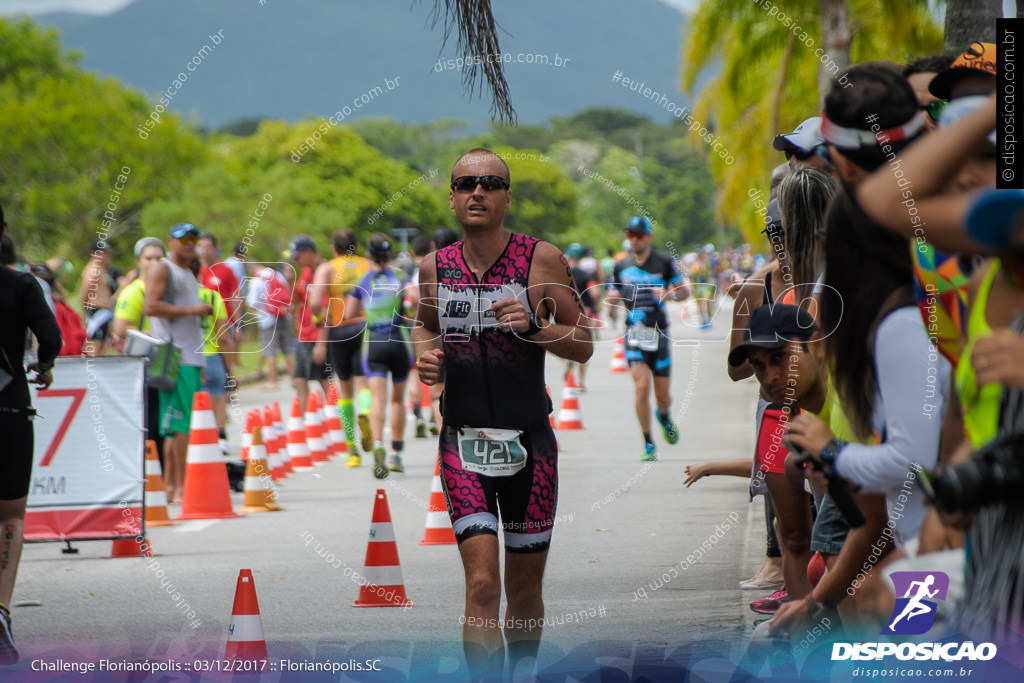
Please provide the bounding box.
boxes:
[178,392,241,520]
[144,440,175,527]
[240,420,280,513]
[557,371,585,430]
[224,569,268,662]
[287,397,314,470]
[262,406,284,481]
[305,392,328,465]
[419,459,456,545]
[239,411,254,462]
[353,489,413,607]
[326,384,348,456]
[319,389,337,459]
[610,336,629,373]
[272,402,293,474]
[111,536,153,558]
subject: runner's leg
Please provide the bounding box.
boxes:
[459,535,504,680]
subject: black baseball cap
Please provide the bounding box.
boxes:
[728,304,817,367]
[761,198,782,234]
[288,234,316,258]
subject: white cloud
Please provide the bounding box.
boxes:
[0,0,135,16]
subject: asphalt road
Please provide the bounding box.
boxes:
[15,298,776,680]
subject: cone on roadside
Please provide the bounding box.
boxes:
[143,439,175,527]
[353,489,413,607]
[178,391,241,520]
[239,412,254,462]
[287,397,314,470]
[110,536,153,558]
[224,569,268,662]
[610,336,629,373]
[305,392,329,464]
[419,459,456,545]
[262,406,284,481]
[320,389,338,458]
[326,384,348,456]
[557,370,585,430]
[272,402,293,474]
[240,418,281,513]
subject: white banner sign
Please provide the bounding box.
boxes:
[26,356,146,541]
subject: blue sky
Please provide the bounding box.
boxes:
[0,0,695,16]
[0,0,695,17]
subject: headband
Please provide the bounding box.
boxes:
[820,110,926,150]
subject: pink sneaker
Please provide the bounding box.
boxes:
[750,587,788,614]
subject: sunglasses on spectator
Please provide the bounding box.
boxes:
[920,100,948,122]
[784,146,823,161]
[450,175,511,192]
[626,231,650,239]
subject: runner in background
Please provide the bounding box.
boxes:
[193,260,235,455]
[289,235,331,410]
[606,216,689,462]
[311,230,372,466]
[407,234,437,438]
[344,234,415,477]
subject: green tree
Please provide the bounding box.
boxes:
[143,120,451,261]
[0,18,206,268]
[681,0,942,241]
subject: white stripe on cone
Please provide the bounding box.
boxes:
[186,443,223,465]
[359,565,405,587]
[368,522,395,544]
[226,614,265,641]
[146,490,168,508]
[425,510,450,528]
[191,412,218,430]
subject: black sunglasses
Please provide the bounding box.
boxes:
[784,146,819,161]
[920,100,948,123]
[450,175,510,192]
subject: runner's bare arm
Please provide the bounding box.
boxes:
[144,261,210,319]
[412,254,444,385]
[500,241,593,363]
[309,260,334,318]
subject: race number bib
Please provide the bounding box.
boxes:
[626,325,660,352]
[457,428,528,477]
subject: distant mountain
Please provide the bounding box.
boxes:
[33,0,691,129]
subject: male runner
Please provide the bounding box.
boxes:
[311,230,372,466]
[606,216,689,461]
[289,235,331,410]
[414,148,593,680]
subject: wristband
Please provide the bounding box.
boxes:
[521,312,545,338]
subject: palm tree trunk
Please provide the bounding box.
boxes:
[945,0,1000,51]
[771,32,796,141]
[819,0,851,102]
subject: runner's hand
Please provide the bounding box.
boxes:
[27,363,54,389]
[684,463,712,488]
[489,298,531,333]
[313,340,327,365]
[417,349,445,386]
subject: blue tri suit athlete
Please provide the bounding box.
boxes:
[607,216,690,461]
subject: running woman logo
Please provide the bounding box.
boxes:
[882,571,949,635]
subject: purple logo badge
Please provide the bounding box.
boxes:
[882,571,949,635]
